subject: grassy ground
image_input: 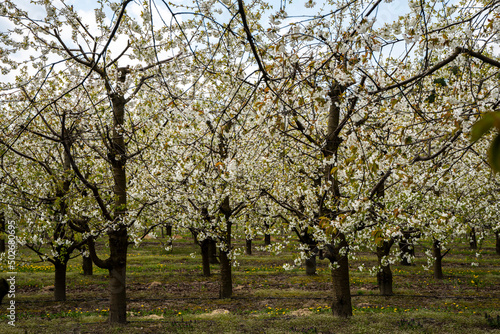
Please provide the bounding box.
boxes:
[1,233,499,333]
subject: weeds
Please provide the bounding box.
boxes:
[397,318,424,330]
[485,313,500,329]
[1,236,498,333]
[291,326,318,334]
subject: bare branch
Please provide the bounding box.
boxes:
[369,168,392,200]
[371,48,500,94]
[237,0,272,82]
[412,130,462,163]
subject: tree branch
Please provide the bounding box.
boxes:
[412,130,462,163]
[371,48,500,94]
[369,168,392,200]
[237,0,272,82]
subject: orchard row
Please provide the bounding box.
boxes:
[0,0,498,323]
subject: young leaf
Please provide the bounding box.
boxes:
[425,90,436,103]
[433,77,447,87]
[488,133,500,172]
[471,113,495,142]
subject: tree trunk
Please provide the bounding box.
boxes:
[330,252,352,317]
[200,239,211,277]
[323,235,352,317]
[108,227,128,324]
[264,233,271,246]
[245,239,252,255]
[376,240,394,296]
[496,232,500,255]
[377,265,393,296]
[0,212,5,253]
[219,196,233,299]
[54,261,67,301]
[0,278,8,304]
[219,249,232,298]
[107,87,129,324]
[208,239,219,264]
[305,253,317,275]
[191,229,198,244]
[433,239,444,279]
[469,227,477,250]
[82,254,93,276]
[109,264,127,324]
[165,225,173,249]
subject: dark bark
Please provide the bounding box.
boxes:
[331,255,352,317]
[200,239,211,277]
[0,278,8,304]
[245,239,252,255]
[106,86,129,324]
[50,142,79,302]
[322,84,352,317]
[191,229,199,244]
[164,225,173,249]
[329,240,352,317]
[208,239,219,264]
[371,47,500,95]
[496,232,500,255]
[82,254,93,276]
[104,92,129,324]
[305,253,317,275]
[54,261,67,301]
[376,239,394,296]
[469,227,478,250]
[219,196,233,299]
[219,249,232,298]
[433,239,444,279]
[264,233,271,246]
[109,263,127,324]
[321,235,352,317]
[108,227,128,324]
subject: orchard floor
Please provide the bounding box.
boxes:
[1,235,499,333]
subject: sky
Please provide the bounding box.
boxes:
[0,0,414,86]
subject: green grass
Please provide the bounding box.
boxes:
[0,234,499,333]
[3,310,499,334]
